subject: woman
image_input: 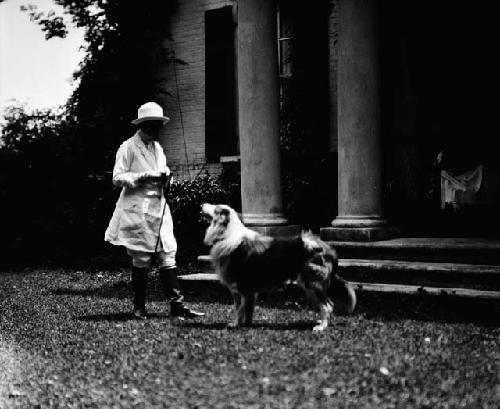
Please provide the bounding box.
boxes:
[105,102,204,320]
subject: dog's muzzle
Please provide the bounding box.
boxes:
[201,203,216,218]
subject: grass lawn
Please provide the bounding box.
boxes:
[0,268,499,408]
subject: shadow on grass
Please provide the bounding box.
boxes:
[355,291,500,327]
[77,312,168,322]
[52,282,130,299]
[52,281,169,301]
[52,279,235,304]
[181,320,314,331]
[53,278,500,327]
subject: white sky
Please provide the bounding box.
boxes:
[0,0,85,115]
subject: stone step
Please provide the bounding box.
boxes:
[197,255,213,272]
[197,254,500,276]
[195,255,500,291]
[178,272,500,300]
[340,258,500,275]
[328,238,500,265]
[338,258,500,290]
[349,282,500,300]
[180,272,218,281]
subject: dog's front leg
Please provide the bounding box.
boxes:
[303,287,333,332]
[228,292,254,328]
[228,290,243,328]
[242,293,255,326]
[314,302,333,332]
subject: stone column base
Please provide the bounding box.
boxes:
[248,224,301,238]
[320,226,399,242]
[243,213,288,226]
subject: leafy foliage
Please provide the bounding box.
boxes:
[0,2,188,267]
[169,175,238,266]
[21,0,179,175]
[0,104,85,265]
[20,4,68,39]
[0,105,236,267]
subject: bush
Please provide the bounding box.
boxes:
[0,103,241,269]
[169,174,236,267]
[0,105,79,267]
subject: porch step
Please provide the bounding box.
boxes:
[195,255,500,291]
[328,238,500,265]
[348,282,500,300]
[340,258,500,274]
[179,272,500,300]
[338,259,500,290]
[180,272,218,281]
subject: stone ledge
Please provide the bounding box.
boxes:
[329,237,500,251]
[340,258,500,275]
[320,226,399,241]
[327,237,500,265]
[247,224,301,237]
[350,282,500,300]
[177,273,500,300]
[196,255,500,276]
[179,272,218,281]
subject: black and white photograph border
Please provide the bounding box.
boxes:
[1,0,499,408]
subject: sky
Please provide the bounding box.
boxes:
[0,0,85,115]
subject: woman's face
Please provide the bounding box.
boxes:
[139,120,164,140]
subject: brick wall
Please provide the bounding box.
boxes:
[158,0,338,178]
[328,0,339,152]
[158,0,236,181]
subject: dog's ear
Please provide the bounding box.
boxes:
[219,207,229,215]
[214,206,231,226]
[217,207,230,218]
[301,230,324,253]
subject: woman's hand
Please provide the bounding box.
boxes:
[138,171,164,184]
[138,170,172,186]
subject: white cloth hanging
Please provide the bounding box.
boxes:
[440,165,483,209]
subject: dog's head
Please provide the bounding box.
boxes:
[201,203,244,246]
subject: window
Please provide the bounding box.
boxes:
[277,3,293,78]
[205,6,238,163]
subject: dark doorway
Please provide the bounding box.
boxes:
[382,0,500,236]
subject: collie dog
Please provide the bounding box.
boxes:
[201,203,356,331]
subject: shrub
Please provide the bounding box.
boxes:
[0,103,240,269]
[169,175,236,267]
[0,105,77,267]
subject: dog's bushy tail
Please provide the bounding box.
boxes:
[329,274,356,315]
[301,231,356,314]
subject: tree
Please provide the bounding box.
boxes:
[22,0,179,171]
[0,104,77,265]
[0,1,179,266]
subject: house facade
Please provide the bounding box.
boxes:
[158,0,500,240]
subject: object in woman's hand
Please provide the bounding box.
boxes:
[139,171,161,183]
[159,171,168,185]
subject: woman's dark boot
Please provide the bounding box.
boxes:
[159,267,204,318]
[131,266,148,319]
